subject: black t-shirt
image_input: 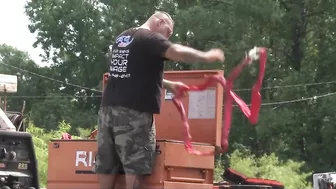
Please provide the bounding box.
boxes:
[101,28,172,114]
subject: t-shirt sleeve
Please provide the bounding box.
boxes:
[142,32,173,58]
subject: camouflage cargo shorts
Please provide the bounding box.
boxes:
[92,106,156,175]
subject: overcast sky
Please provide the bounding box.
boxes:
[0,0,46,66]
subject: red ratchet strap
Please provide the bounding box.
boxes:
[61,132,72,140]
[172,47,267,156]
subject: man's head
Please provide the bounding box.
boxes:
[143,11,174,39]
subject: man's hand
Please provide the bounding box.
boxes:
[170,81,189,97]
[163,79,188,98]
[204,48,225,63]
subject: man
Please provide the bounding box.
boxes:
[93,11,225,189]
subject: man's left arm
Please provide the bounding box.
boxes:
[162,79,174,90]
[162,79,188,98]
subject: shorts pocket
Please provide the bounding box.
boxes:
[144,141,156,171]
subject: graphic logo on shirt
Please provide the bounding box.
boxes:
[115,35,134,48]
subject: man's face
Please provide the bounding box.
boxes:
[156,18,174,39]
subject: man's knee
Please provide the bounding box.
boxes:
[125,174,145,189]
[97,174,117,189]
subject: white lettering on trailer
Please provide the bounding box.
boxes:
[75,151,95,167]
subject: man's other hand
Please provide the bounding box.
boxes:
[169,81,189,98]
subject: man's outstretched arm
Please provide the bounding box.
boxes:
[163,44,224,64]
[144,32,224,64]
[161,44,224,92]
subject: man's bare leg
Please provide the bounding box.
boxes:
[125,174,142,189]
[97,174,117,189]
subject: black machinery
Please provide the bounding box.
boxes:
[0,130,39,189]
[0,109,39,189]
